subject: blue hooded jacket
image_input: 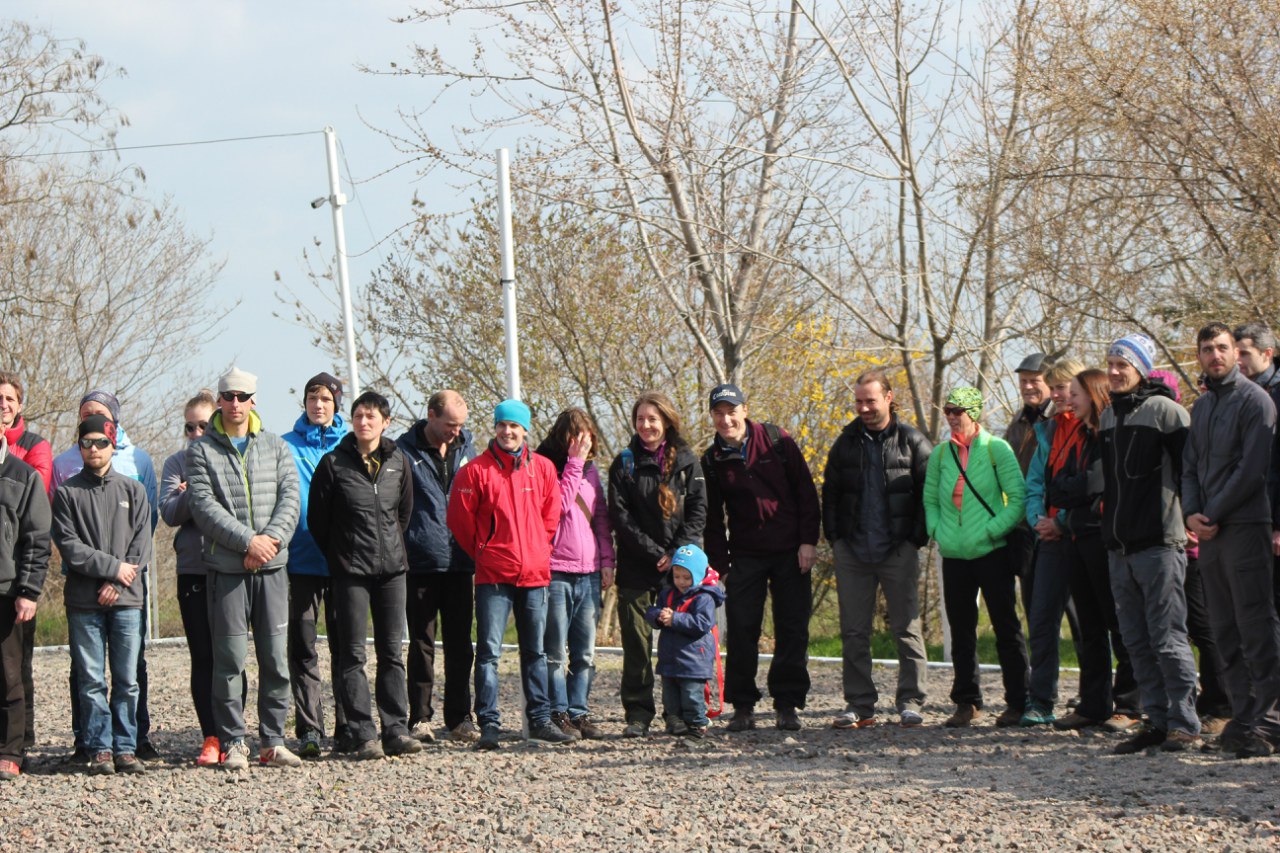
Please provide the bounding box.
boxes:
[645,575,726,680]
[283,410,348,576]
[396,420,476,573]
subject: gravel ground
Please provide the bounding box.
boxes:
[8,644,1279,852]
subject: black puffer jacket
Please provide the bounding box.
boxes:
[608,435,706,591]
[308,433,412,577]
[822,417,932,547]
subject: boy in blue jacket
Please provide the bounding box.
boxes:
[645,544,725,737]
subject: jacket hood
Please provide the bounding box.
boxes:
[291,410,347,447]
[1114,378,1177,407]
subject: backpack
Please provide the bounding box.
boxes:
[662,567,725,718]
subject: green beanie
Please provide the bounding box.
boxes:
[945,386,984,421]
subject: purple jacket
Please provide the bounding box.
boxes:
[549,457,616,574]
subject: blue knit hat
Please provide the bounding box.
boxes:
[493,399,531,432]
[670,544,709,587]
[1108,334,1156,378]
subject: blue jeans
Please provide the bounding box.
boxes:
[67,607,142,755]
[544,572,601,719]
[661,677,708,728]
[474,584,550,730]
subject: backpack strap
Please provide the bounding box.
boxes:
[761,422,784,457]
[619,447,635,480]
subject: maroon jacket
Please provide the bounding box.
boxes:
[700,420,820,572]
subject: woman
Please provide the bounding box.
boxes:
[308,391,420,760]
[608,391,707,737]
[159,390,223,766]
[923,386,1028,728]
[537,409,615,740]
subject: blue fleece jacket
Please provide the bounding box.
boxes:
[282,411,348,576]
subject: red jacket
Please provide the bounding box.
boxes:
[447,440,560,587]
[4,417,53,497]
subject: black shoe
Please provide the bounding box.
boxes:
[134,740,161,762]
[776,708,801,731]
[1235,733,1276,759]
[621,721,649,738]
[333,726,359,754]
[65,746,92,766]
[528,721,574,745]
[726,707,756,732]
[686,725,707,739]
[475,726,501,751]
[1114,725,1167,755]
[1201,731,1248,754]
[383,734,423,756]
[667,717,690,736]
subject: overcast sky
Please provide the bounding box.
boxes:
[8,1,485,437]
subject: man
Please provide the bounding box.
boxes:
[822,369,932,729]
[281,371,350,757]
[1233,321,1280,618]
[51,415,151,775]
[0,372,52,761]
[396,390,479,743]
[52,390,159,762]
[446,399,571,750]
[1096,333,1201,754]
[187,367,302,770]
[1184,322,1280,758]
[702,383,821,732]
[0,415,51,780]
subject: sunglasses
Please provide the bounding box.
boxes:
[942,406,969,417]
[220,391,253,403]
[184,421,209,435]
[78,437,112,450]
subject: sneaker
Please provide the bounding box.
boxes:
[686,725,707,739]
[222,740,250,771]
[621,721,650,738]
[528,721,574,745]
[775,708,802,731]
[475,726,501,751]
[944,704,981,728]
[994,708,1023,728]
[259,745,303,767]
[572,715,604,740]
[1114,725,1167,755]
[298,730,322,760]
[725,708,756,732]
[332,725,358,754]
[1235,733,1276,759]
[832,711,878,729]
[551,712,583,740]
[666,717,690,737]
[409,721,437,744]
[1199,716,1229,737]
[384,734,423,756]
[1161,730,1203,752]
[0,759,19,781]
[88,751,115,775]
[1053,711,1102,730]
[196,736,222,767]
[899,710,924,728]
[134,740,161,763]
[113,754,145,774]
[355,739,386,761]
[1102,714,1142,734]
[1020,705,1056,727]
[450,719,481,744]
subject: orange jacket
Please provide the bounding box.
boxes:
[446,440,560,587]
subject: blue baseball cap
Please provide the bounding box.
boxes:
[709,383,746,410]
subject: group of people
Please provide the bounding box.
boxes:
[1,319,1279,778]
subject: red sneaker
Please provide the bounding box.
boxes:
[0,759,19,780]
[196,736,222,767]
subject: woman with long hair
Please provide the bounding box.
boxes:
[608,391,707,737]
[537,408,615,740]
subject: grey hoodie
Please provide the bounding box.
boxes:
[51,466,151,610]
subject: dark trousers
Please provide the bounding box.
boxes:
[1009,525,1083,661]
[942,547,1029,711]
[177,574,219,738]
[1071,535,1140,716]
[405,572,475,731]
[1184,555,1231,717]
[0,599,26,763]
[724,552,811,711]
[70,584,150,749]
[335,573,410,743]
[20,616,33,748]
[617,586,659,725]
[287,573,347,739]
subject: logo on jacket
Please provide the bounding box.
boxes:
[119,501,130,508]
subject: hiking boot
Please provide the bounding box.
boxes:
[994,708,1023,728]
[528,720,574,745]
[65,746,92,766]
[1199,716,1229,737]
[944,704,980,728]
[0,759,19,781]
[88,751,115,775]
[1053,711,1102,730]
[775,708,802,731]
[355,739,386,761]
[1235,733,1276,759]
[475,726,501,751]
[725,707,756,732]
[621,721,650,738]
[1102,714,1142,734]
[298,730,322,760]
[1114,725,1167,755]
[450,719,480,744]
[409,721,437,744]
[686,725,707,739]
[134,740,161,763]
[551,712,583,740]
[572,715,603,740]
[899,710,924,728]
[384,734,423,756]
[1201,730,1248,754]
[114,754,145,774]
[222,740,250,771]
[196,736,222,767]
[259,745,303,767]
[1161,730,1203,752]
[666,717,690,736]
[1019,705,1056,727]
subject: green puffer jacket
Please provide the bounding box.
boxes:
[924,429,1026,560]
[186,410,300,574]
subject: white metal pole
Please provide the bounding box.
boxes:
[496,148,521,400]
[324,126,361,397]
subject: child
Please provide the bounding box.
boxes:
[645,544,725,737]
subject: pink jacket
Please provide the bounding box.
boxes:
[550,457,616,574]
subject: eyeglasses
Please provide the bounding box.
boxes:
[220,391,253,403]
[184,421,209,435]
[78,437,112,450]
[942,406,969,417]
